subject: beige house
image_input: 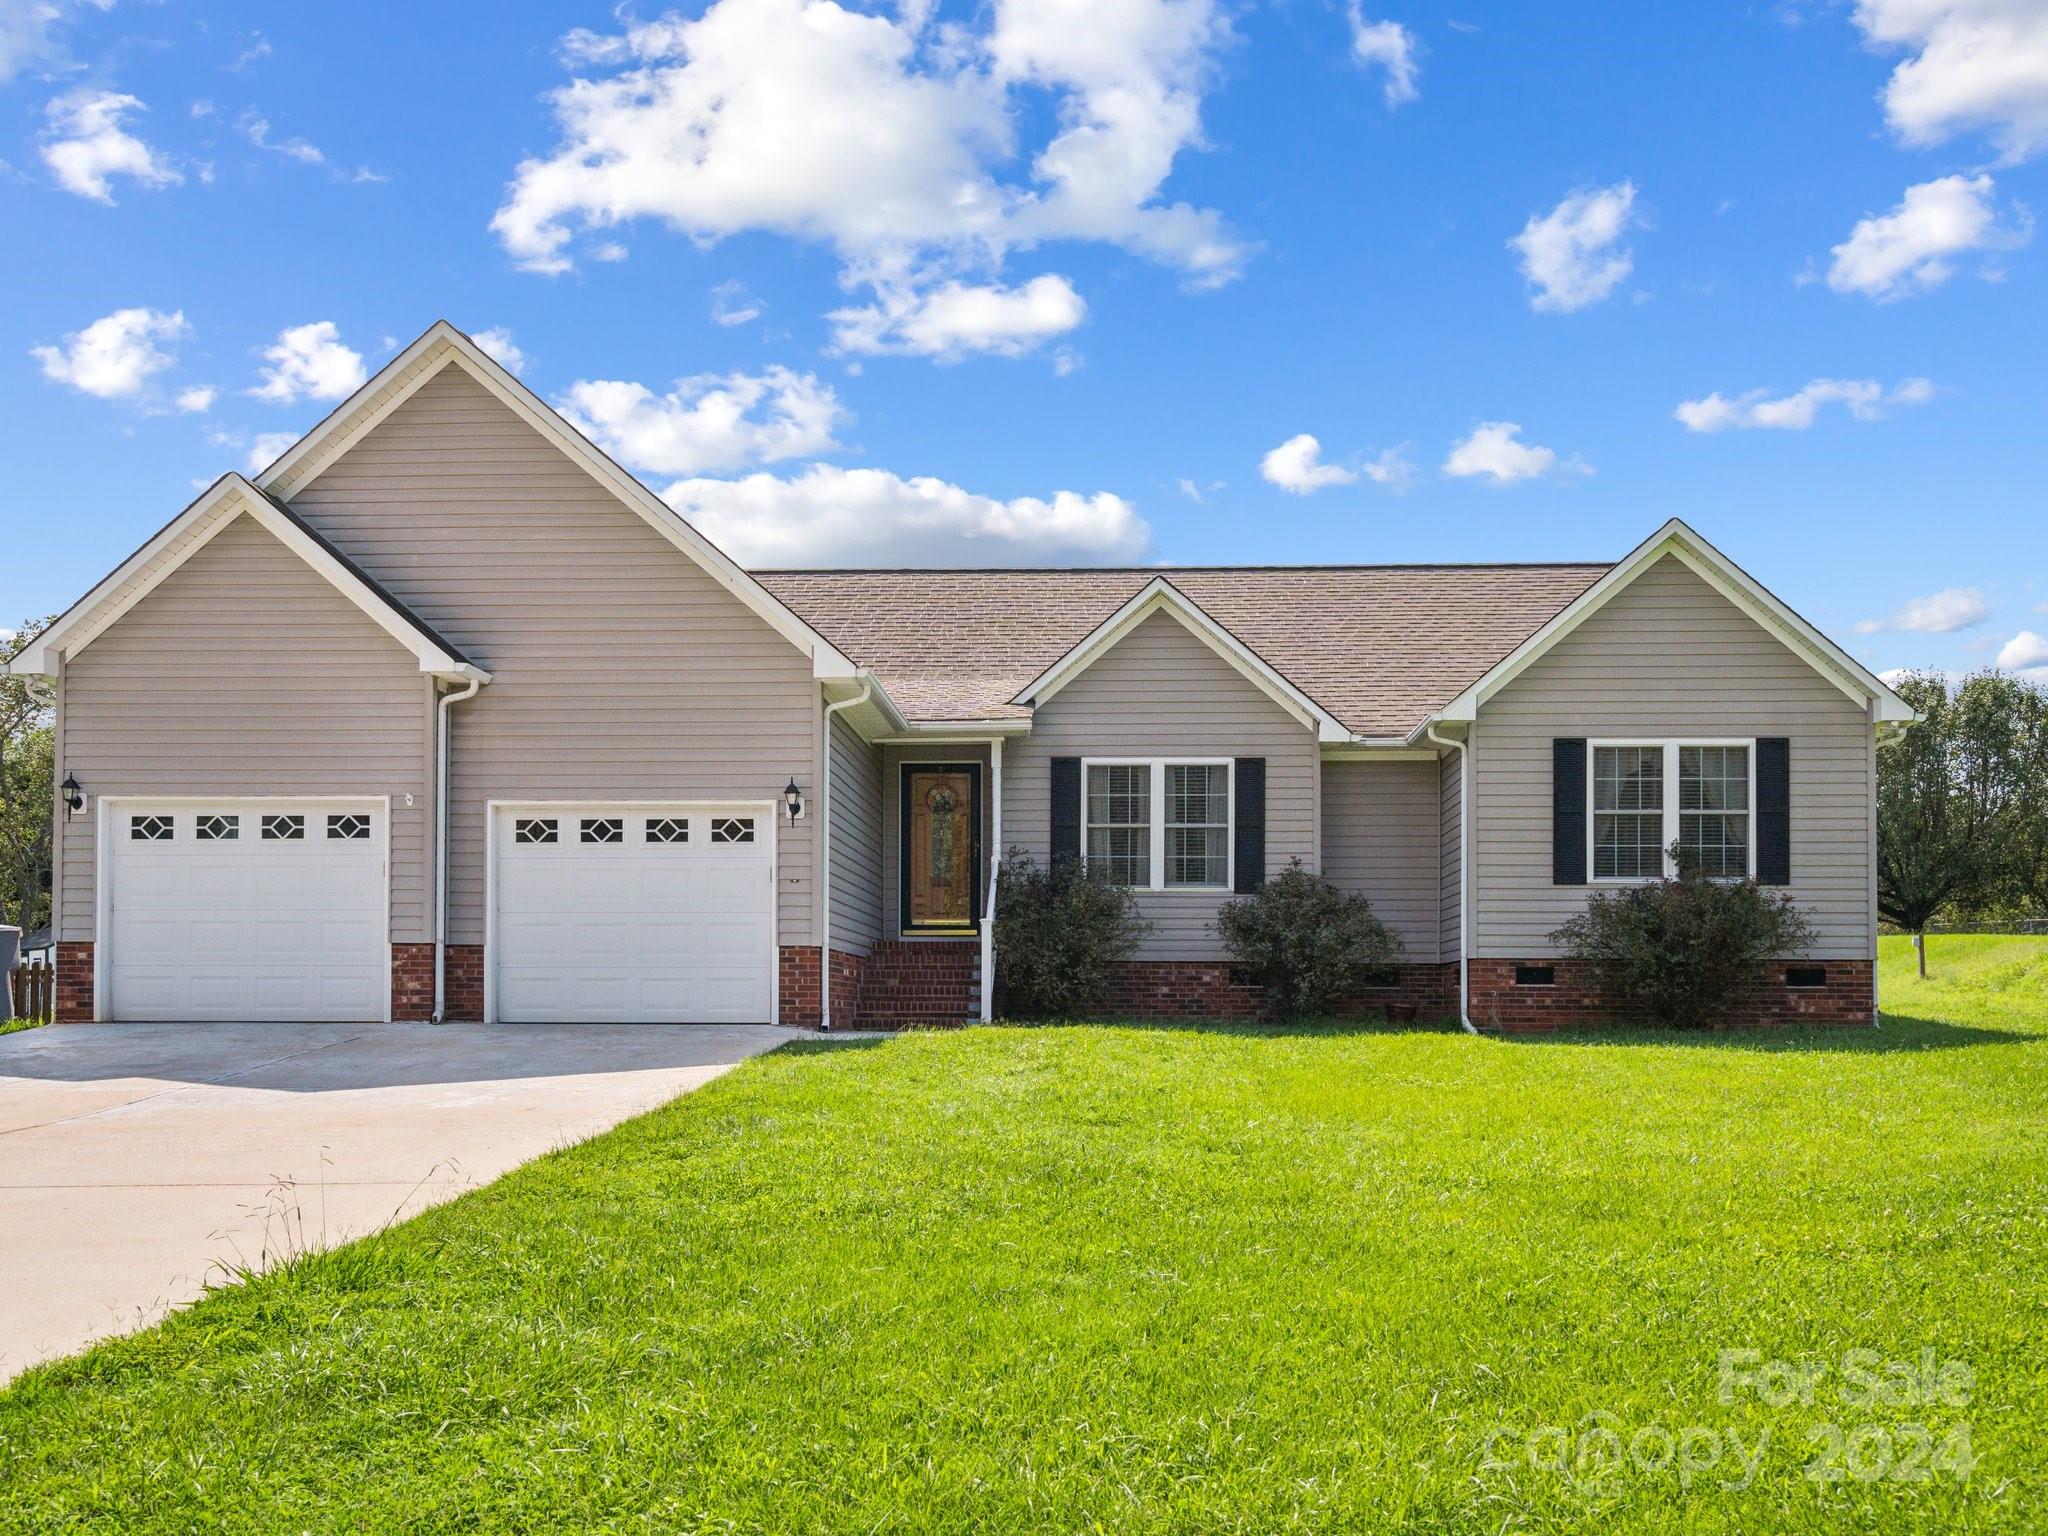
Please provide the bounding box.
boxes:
[11,323,1916,1031]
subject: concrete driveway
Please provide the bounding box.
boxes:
[0,1020,795,1383]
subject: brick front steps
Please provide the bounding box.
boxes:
[852,939,980,1030]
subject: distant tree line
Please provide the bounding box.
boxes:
[2,618,55,939]
[1879,670,2048,960]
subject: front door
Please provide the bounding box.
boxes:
[901,765,980,934]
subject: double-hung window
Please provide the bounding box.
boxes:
[1084,759,1232,891]
[1591,740,1753,880]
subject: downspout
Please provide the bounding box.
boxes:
[1425,722,1478,1035]
[817,681,873,1032]
[433,674,483,1023]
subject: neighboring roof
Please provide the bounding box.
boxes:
[20,928,51,952]
[6,474,484,682]
[254,321,861,680]
[758,562,1609,738]
[1436,518,1920,728]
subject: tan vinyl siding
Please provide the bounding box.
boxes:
[1471,555,1873,960]
[1321,759,1440,959]
[1439,747,1463,963]
[56,511,433,942]
[827,712,882,955]
[1005,610,1317,961]
[880,744,993,939]
[287,364,818,946]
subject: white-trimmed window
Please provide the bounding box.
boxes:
[1591,740,1754,881]
[1084,759,1232,891]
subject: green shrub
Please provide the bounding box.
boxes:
[1215,860,1401,1020]
[1550,846,1819,1028]
[993,852,1151,1018]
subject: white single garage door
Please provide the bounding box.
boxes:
[106,800,387,1022]
[492,805,775,1024]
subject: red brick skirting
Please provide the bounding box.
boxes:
[443,944,484,1022]
[1082,960,1460,1022]
[55,941,93,1022]
[391,943,435,1022]
[780,944,821,1029]
[1468,957,1875,1032]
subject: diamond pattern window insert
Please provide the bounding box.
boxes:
[327,813,371,841]
[647,817,690,844]
[711,816,755,844]
[1592,746,1663,879]
[581,818,625,844]
[1164,763,1229,888]
[1679,746,1750,877]
[261,814,305,842]
[513,818,558,846]
[1086,764,1151,887]
[130,814,173,842]
[195,814,239,842]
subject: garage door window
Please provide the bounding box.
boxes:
[580,817,624,844]
[648,817,690,844]
[196,813,239,841]
[711,816,755,844]
[130,814,173,841]
[262,813,305,841]
[327,813,372,840]
[514,817,558,845]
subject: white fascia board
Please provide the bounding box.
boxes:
[1010,577,1352,743]
[9,475,479,682]
[1428,518,1917,727]
[255,320,859,679]
[1320,743,1439,761]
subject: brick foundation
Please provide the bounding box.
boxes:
[55,941,93,1022]
[780,944,822,1029]
[1079,959,1461,1022]
[391,943,435,1022]
[443,943,484,1022]
[1468,957,1876,1032]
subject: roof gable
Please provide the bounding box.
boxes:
[256,321,859,679]
[1432,518,1917,729]
[7,474,483,681]
[1011,576,1353,742]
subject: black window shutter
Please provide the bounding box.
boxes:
[1234,757,1266,892]
[1757,737,1791,886]
[1553,738,1587,885]
[1050,757,1081,867]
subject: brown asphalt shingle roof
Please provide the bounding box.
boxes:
[756,564,1611,739]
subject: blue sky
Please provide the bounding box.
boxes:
[6,0,2047,682]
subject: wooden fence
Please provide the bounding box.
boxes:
[7,961,53,1024]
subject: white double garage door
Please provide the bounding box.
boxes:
[103,800,775,1024]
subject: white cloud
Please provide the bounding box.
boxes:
[711,280,763,327]
[40,89,181,203]
[174,384,216,413]
[1443,421,1587,484]
[662,462,1150,567]
[247,431,299,474]
[30,307,188,399]
[1854,586,1991,635]
[1177,477,1203,502]
[238,110,324,165]
[492,0,1245,340]
[1675,376,1935,432]
[1826,174,2027,300]
[1996,630,2048,669]
[251,321,367,404]
[1853,0,2048,161]
[1510,181,1638,312]
[1260,433,1356,495]
[830,273,1085,358]
[1347,5,1419,107]
[0,0,109,84]
[558,366,846,476]
[472,326,528,374]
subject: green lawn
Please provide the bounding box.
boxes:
[4,937,2045,1533]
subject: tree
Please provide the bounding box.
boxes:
[1,618,57,938]
[1876,670,2035,974]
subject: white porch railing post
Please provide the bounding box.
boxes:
[981,735,1003,1022]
